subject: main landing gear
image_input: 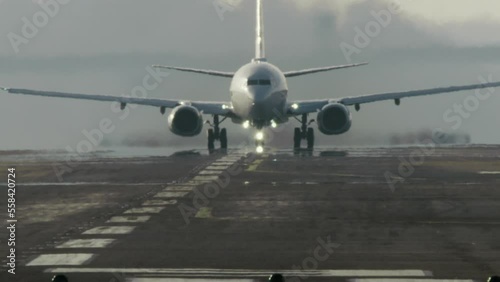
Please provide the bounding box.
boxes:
[207,115,228,152]
[293,113,315,151]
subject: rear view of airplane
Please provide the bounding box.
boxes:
[2,0,500,152]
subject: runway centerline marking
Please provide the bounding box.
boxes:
[83,226,136,235]
[247,159,263,171]
[56,239,115,249]
[27,254,95,266]
[195,207,213,219]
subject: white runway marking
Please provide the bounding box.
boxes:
[198,170,223,175]
[163,186,194,192]
[27,254,95,266]
[142,199,177,206]
[479,171,500,174]
[56,239,115,249]
[83,226,136,235]
[205,165,230,170]
[349,279,475,282]
[212,161,237,165]
[44,268,431,277]
[193,176,219,181]
[124,207,165,214]
[107,216,151,223]
[128,279,253,282]
[154,191,189,198]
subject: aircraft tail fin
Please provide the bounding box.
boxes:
[254,0,266,61]
[152,65,234,78]
[283,62,369,78]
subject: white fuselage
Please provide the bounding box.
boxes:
[230,60,289,129]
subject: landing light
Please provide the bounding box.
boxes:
[291,103,299,110]
[271,120,277,128]
[255,132,264,141]
[256,146,264,154]
[243,120,250,129]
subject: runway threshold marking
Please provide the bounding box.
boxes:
[124,207,165,214]
[56,239,115,249]
[106,216,151,223]
[26,254,95,266]
[349,279,476,282]
[83,226,136,235]
[43,268,431,277]
[154,191,189,198]
[142,199,177,206]
[163,186,194,192]
[128,279,253,282]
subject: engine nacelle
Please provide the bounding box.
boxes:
[317,103,352,135]
[168,105,203,137]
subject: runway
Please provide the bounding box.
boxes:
[0,146,499,282]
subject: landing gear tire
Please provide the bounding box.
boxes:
[220,128,228,149]
[293,128,302,150]
[207,129,215,151]
[306,128,314,150]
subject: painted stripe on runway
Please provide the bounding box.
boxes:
[154,191,189,198]
[193,176,219,181]
[143,199,178,206]
[205,166,230,170]
[198,170,224,175]
[128,279,253,282]
[27,254,95,266]
[124,207,165,214]
[44,268,431,277]
[163,186,194,192]
[83,226,136,235]
[195,207,213,219]
[212,161,237,165]
[107,216,151,223]
[56,239,115,249]
[349,279,476,282]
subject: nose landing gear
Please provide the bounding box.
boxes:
[293,113,315,151]
[207,115,228,152]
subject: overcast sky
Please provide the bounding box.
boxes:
[0,0,499,150]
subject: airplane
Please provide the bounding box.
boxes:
[2,0,500,153]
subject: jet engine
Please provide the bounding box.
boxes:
[317,103,352,135]
[168,105,203,137]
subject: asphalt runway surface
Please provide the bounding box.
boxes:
[0,146,499,282]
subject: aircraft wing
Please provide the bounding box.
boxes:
[287,80,500,115]
[0,86,233,116]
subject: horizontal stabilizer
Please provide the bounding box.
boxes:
[284,62,368,78]
[153,65,234,78]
